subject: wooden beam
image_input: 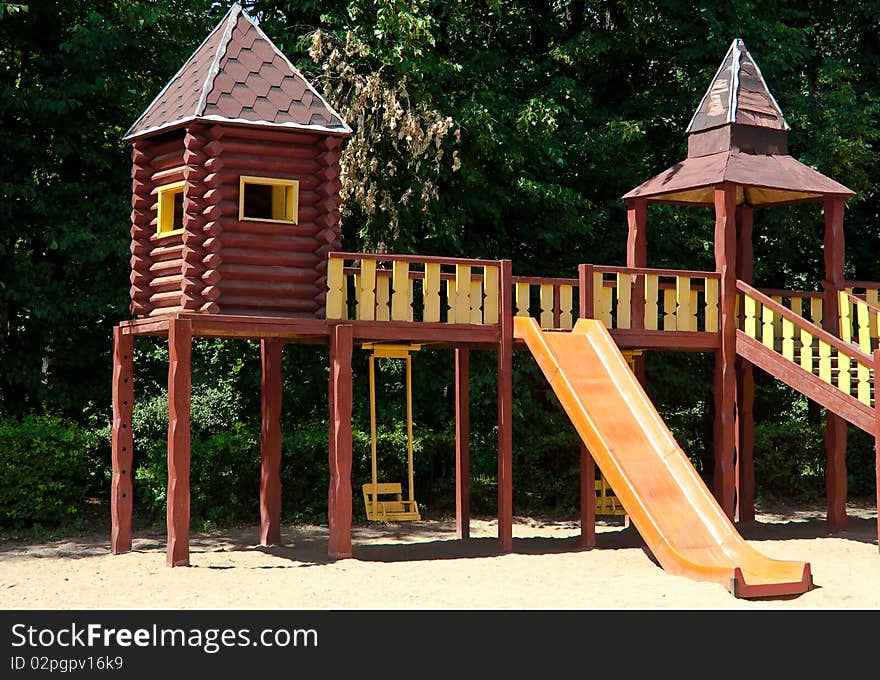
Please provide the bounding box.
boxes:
[823,195,848,533]
[626,198,648,384]
[735,204,755,523]
[166,318,192,567]
[328,323,353,559]
[497,260,514,552]
[111,327,134,555]
[874,349,880,551]
[579,443,595,548]
[455,348,471,539]
[608,329,719,351]
[260,339,283,546]
[713,183,737,519]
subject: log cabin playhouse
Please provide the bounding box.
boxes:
[111,6,878,596]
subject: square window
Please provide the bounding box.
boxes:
[239,176,299,224]
[157,181,185,236]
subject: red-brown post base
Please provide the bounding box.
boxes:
[260,339,283,546]
[328,323,353,559]
[497,260,514,552]
[735,359,756,523]
[167,319,192,567]
[455,348,471,540]
[580,443,596,548]
[111,327,134,554]
[825,414,848,533]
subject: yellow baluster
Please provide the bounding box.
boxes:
[810,297,823,327]
[868,289,879,337]
[391,261,410,322]
[540,283,554,329]
[857,300,871,354]
[594,273,612,327]
[704,278,718,333]
[375,272,390,321]
[772,296,783,337]
[663,287,677,331]
[782,318,794,361]
[326,257,345,319]
[858,360,871,405]
[423,263,441,322]
[616,273,631,329]
[455,265,471,324]
[515,282,530,317]
[645,274,659,330]
[676,277,692,332]
[483,266,499,324]
[762,304,774,349]
[470,278,483,324]
[559,285,573,330]
[818,340,832,383]
[800,329,813,373]
[359,259,376,321]
[744,295,758,338]
[839,291,852,343]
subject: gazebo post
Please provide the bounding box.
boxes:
[455,347,471,540]
[823,195,848,533]
[735,205,756,523]
[259,338,283,546]
[713,182,738,520]
[626,197,648,384]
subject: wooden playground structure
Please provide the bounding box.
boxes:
[110,6,878,597]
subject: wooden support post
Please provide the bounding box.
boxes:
[166,319,192,567]
[873,349,880,550]
[579,443,595,548]
[626,198,648,384]
[577,264,597,545]
[497,260,514,552]
[111,327,134,555]
[260,339,283,546]
[328,323,353,559]
[735,205,755,523]
[823,195,848,533]
[713,183,737,520]
[455,348,471,539]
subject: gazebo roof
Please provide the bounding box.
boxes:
[623,39,853,207]
[124,3,351,141]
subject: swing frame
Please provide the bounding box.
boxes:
[362,343,421,522]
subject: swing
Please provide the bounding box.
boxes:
[362,343,421,522]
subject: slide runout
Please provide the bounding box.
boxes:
[514,316,812,598]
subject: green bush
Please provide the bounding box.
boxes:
[754,420,825,501]
[0,415,101,526]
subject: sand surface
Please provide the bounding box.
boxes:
[1,502,878,610]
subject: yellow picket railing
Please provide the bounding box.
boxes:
[583,265,720,333]
[738,281,875,407]
[512,276,578,330]
[326,252,503,324]
[840,282,880,351]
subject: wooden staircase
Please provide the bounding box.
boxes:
[735,280,877,436]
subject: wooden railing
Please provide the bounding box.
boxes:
[582,265,720,332]
[738,281,875,407]
[839,289,880,354]
[326,252,503,324]
[512,276,578,330]
[757,289,824,329]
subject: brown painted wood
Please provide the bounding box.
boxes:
[874,349,880,549]
[592,265,720,279]
[166,318,192,567]
[455,348,471,540]
[823,195,848,533]
[497,260,514,552]
[626,198,648,383]
[260,339,283,546]
[328,323,353,559]
[713,182,737,519]
[736,332,875,433]
[330,251,502,268]
[111,327,134,554]
[608,329,720,351]
[580,442,596,548]
[579,264,594,319]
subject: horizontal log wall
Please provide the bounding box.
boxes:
[213,125,342,317]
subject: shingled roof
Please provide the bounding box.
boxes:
[686,38,789,134]
[623,38,853,206]
[123,3,351,141]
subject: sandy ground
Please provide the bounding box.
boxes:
[1,502,878,610]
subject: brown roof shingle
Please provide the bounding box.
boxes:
[124,3,350,141]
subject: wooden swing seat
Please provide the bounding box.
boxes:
[362,482,421,522]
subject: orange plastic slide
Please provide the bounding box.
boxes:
[514,317,812,598]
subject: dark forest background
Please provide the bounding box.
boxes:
[2,0,879,534]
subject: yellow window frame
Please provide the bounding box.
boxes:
[156,180,186,237]
[239,176,299,224]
